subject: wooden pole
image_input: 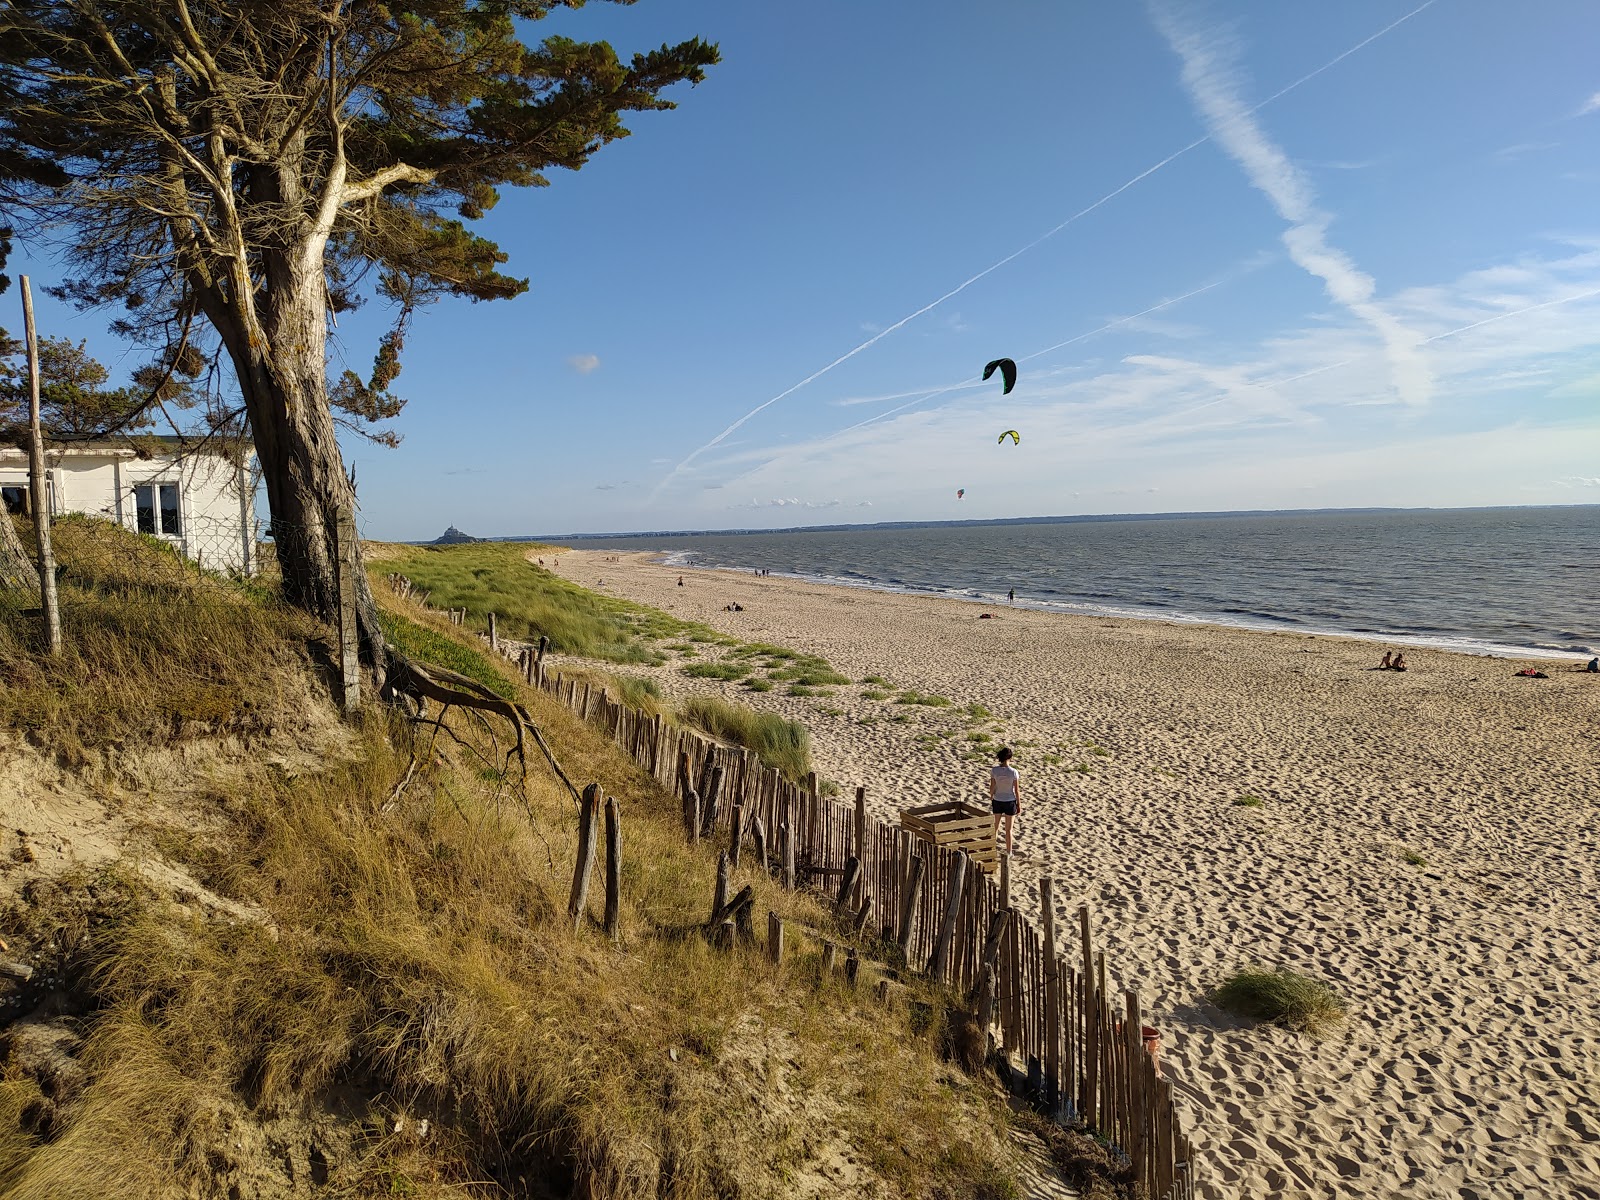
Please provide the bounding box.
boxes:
[709,884,753,928]
[750,816,767,875]
[20,279,60,657]
[895,854,925,959]
[334,502,360,711]
[820,940,837,977]
[535,633,550,683]
[833,856,861,919]
[853,787,868,903]
[567,784,600,933]
[712,850,730,921]
[603,796,622,944]
[488,611,498,652]
[973,908,1013,1034]
[852,892,873,938]
[999,852,1012,911]
[729,804,744,870]
[781,820,795,891]
[700,765,725,839]
[1080,905,1098,1129]
[766,910,784,965]
[927,852,968,981]
[1040,876,1057,962]
[1125,990,1145,1184]
[844,948,859,986]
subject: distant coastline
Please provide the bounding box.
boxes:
[494,501,1599,544]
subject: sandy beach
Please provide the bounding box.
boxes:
[554,549,1600,1200]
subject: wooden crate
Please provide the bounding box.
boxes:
[900,801,998,873]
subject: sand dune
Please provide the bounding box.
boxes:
[554,550,1600,1200]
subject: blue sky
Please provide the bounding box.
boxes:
[13,0,1600,538]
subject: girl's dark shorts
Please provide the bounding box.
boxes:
[991,798,1017,816]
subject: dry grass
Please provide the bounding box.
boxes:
[0,515,323,764]
[677,694,814,782]
[0,579,1040,1198]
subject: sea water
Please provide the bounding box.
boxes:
[557,507,1600,660]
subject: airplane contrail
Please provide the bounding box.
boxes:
[650,0,1441,500]
[1157,285,1600,426]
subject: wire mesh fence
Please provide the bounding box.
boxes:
[0,509,348,649]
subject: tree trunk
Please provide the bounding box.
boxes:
[204,193,387,679]
[0,508,37,594]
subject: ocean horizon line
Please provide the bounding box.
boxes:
[460,500,1599,545]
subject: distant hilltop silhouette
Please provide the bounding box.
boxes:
[432,525,480,545]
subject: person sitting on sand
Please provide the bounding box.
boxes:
[1378,651,1393,670]
[1587,657,1598,673]
[1391,653,1407,672]
[989,747,1023,856]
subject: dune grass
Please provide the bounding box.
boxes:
[1212,968,1348,1036]
[0,514,323,762]
[677,695,813,782]
[374,541,722,664]
[896,690,951,707]
[0,582,1039,1198]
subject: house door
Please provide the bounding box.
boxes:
[133,483,184,550]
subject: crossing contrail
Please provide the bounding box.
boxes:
[650,0,1441,500]
[838,277,1230,437]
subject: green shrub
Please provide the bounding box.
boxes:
[1401,849,1427,867]
[860,675,889,686]
[744,678,774,693]
[895,690,951,707]
[678,696,812,781]
[1234,795,1264,808]
[1212,968,1347,1035]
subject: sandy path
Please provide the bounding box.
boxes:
[553,550,1600,1200]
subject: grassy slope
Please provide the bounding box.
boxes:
[0,524,1044,1200]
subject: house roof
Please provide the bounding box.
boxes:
[0,433,253,460]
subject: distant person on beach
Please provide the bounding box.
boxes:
[1378,652,1393,670]
[1391,653,1407,672]
[989,747,1023,855]
[677,575,684,586]
[1008,589,1015,605]
[1587,657,1598,673]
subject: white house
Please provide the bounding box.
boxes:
[0,436,258,574]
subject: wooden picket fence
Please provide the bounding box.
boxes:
[508,644,1196,1199]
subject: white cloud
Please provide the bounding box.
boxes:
[1150,3,1434,408]
[1577,92,1600,117]
[683,244,1600,519]
[1554,476,1600,488]
[567,353,600,374]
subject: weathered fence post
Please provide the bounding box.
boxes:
[821,941,837,977]
[334,501,360,711]
[488,611,498,652]
[972,908,1013,1035]
[729,804,744,870]
[767,910,784,965]
[781,821,795,891]
[852,787,868,903]
[699,765,724,839]
[1041,876,1060,1108]
[604,796,622,944]
[1080,905,1098,1129]
[895,854,925,959]
[536,634,550,683]
[844,948,859,986]
[1125,989,1146,1186]
[19,278,60,657]
[851,893,873,938]
[833,856,861,919]
[712,850,730,920]
[567,784,601,933]
[927,853,968,980]
[750,817,768,875]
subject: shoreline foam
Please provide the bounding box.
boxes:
[555,548,1600,1200]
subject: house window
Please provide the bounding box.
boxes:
[2,479,54,516]
[134,482,183,538]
